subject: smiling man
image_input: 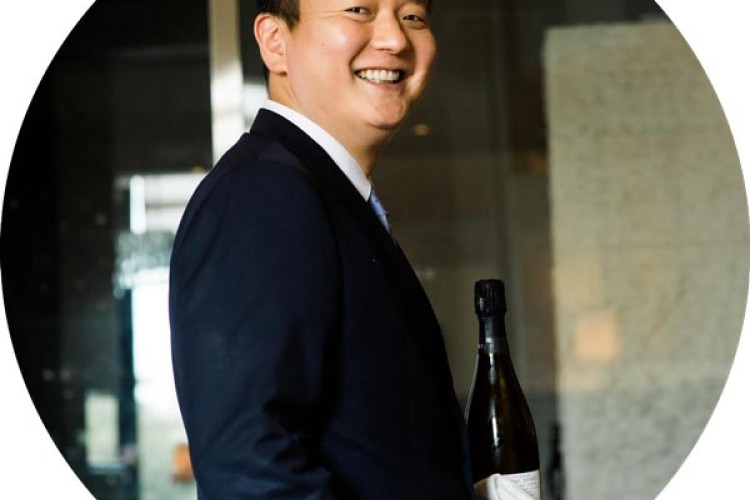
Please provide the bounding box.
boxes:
[169,1,476,498]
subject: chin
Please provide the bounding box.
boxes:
[371,119,404,132]
[366,109,410,132]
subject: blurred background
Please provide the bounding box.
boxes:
[1,0,748,499]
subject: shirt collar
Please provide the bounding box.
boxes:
[261,99,371,201]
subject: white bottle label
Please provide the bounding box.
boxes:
[494,470,541,500]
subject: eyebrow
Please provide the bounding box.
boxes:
[406,0,432,12]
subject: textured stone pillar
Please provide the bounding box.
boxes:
[545,21,749,500]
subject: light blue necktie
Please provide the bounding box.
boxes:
[368,189,392,235]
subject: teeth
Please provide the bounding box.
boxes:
[357,69,401,82]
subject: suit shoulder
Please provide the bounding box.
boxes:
[174,133,324,244]
[169,134,339,315]
[206,132,314,199]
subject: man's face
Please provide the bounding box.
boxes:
[276,0,436,141]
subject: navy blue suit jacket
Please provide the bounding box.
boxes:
[169,110,475,499]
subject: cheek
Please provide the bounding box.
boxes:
[324,28,367,65]
[419,43,437,72]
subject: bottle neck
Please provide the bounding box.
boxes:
[478,314,510,354]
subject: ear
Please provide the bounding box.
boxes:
[254,13,288,75]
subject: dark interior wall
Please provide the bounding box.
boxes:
[2,70,65,455]
[1,0,211,497]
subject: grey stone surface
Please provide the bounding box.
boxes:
[545,21,749,500]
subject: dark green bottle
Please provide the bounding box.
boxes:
[465,279,541,498]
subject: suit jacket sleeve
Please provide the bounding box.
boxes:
[169,157,342,499]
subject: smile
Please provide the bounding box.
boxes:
[355,69,403,83]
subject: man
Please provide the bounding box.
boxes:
[169,0,475,498]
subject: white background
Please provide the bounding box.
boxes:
[1,1,748,498]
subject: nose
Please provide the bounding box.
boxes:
[371,12,410,53]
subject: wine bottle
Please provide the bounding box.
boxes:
[465,279,541,499]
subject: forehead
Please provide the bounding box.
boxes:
[300,0,431,10]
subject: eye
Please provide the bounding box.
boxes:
[401,7,430,27]
[403,13,429,28]
[403,14,426,23]
[345,6,370,15]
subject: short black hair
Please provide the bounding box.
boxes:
[257,0,433,28]
[257,0,300,29]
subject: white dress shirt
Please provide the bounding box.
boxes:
[261,99,372,201]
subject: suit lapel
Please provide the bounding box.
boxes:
[250,110,455,385]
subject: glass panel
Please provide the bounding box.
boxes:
[121,172,203,500]
[3,0,211,498]
[85,391,120,467]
